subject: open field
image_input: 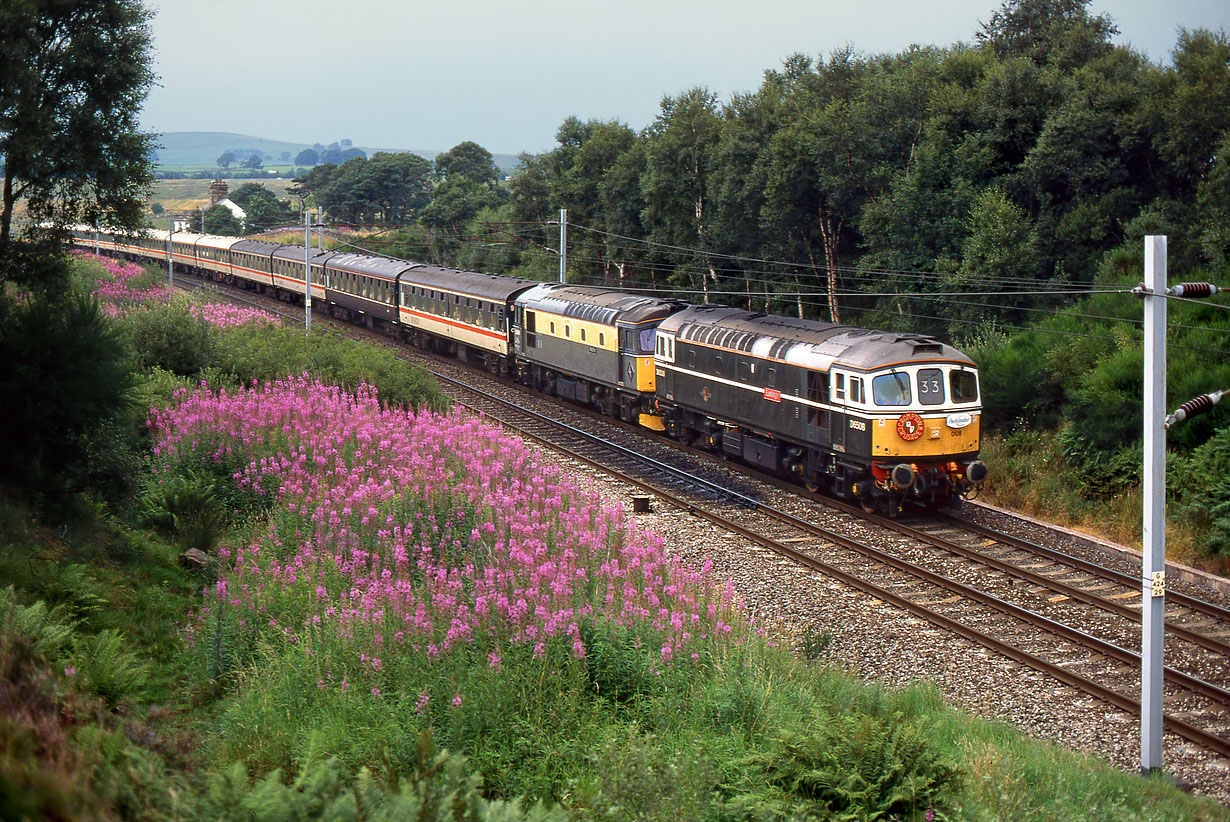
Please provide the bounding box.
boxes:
[148,177,301,216]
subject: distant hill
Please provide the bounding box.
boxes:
[151,132,520,173]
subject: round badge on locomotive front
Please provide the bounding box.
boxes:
[896,412,924,442]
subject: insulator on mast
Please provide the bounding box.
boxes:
[1165,389,1227,429]
[1168,282,1220,298]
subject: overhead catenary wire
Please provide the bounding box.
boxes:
[285,216,1230,355]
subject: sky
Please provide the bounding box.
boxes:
[141,0,1229,157]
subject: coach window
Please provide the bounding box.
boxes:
[580,328,586,342]
[599,332,605,347]
[738,361,750,381]
[714,356,723,376]
[918,368,944,405]
[686,350,696,369]
[767,368,776,388]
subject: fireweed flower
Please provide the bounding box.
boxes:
[154,377,745,700]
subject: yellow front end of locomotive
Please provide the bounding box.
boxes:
[634,356,656,392]
[871,414,980,459]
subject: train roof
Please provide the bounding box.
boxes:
[402,264,538,302]
[231,239,284,256]
[195,234,245,251]
[272,245,338,265]
[516,283,684,326]
[660,304,974,371]
[326,252,419,280]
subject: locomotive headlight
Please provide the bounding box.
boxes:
[946,411,972,429]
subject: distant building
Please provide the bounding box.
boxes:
[209,179,247,221]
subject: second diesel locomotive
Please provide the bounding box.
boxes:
[70,226,987,513]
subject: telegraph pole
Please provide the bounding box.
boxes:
[167,213,174,288]
[1135,236,1223,774]
[559,208,567,283]
[304,209,312,334]
[1139,236,1166,774]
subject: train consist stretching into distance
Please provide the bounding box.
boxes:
[71,226,987,514]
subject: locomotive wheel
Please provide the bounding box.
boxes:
[804,476,821,493]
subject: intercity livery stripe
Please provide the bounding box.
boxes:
[399,306,506,341]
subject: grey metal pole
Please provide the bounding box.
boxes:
[1141,234,1167,774]
[559,208,567,284]
[167,213,174,288]
[304,209,312,334]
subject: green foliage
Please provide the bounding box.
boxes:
[735,711,962,820]
[117,299,220,375]
[577,728,715,822]
[580,620,666,705]
[212,323,449,412]
[0,0,156,252]
[193,737,565,822]
[1174,426,1230,555]
[0,291,138,507]
[71,628,150,706]
[968,330,1064,429]
[138,469,234,552]
[0,586,76,662]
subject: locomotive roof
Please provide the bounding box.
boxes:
[326,252,419,280]
[517,283,684,325]
[402,264,539,302]
[660,304,974,371]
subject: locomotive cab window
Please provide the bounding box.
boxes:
[918,368,945,405]
[950,370,979,403]
[834,373,845,402]
[872,373,911,406]
[850,377,864,404]
[638,329,655,354]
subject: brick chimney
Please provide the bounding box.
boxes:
[209,179,229,205]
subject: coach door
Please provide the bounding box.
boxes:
[830,371,848,453]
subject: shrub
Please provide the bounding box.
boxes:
[117,299,219,375]
[735,711,962,820]
[0,293,137,506]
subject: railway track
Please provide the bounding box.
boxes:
[174,268,1230,770]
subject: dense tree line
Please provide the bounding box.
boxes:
[313,0,1227,344]
[307,0,1230,551]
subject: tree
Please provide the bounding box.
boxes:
[230,183,286,231]
[218,151,236,169]
[242,154,262,170]
[197,204,243,236]
[420,142,502,236]
[295,148,319,166]
[0,0,156,258]
[433,141,499,186]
